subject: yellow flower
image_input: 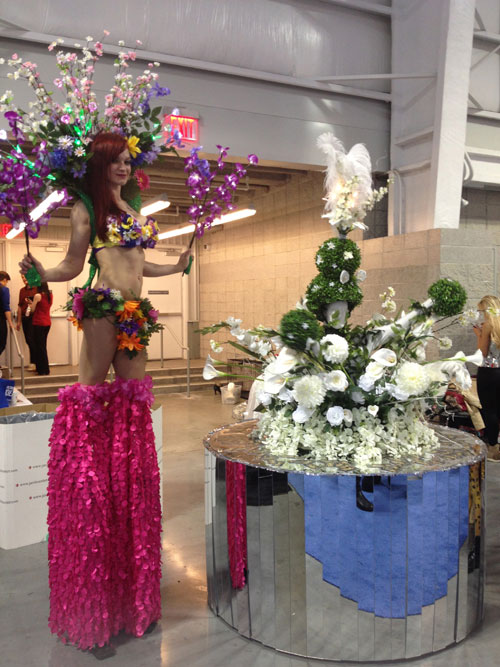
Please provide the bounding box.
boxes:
[127,135,141,158]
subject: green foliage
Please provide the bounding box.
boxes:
[315,237,361,277]
[306,275,363,319]
[280,308,323,351]
[428,279,467,317]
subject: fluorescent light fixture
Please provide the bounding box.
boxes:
[6,190,66,239]
[140,194,171,216]
[157,206,256,240]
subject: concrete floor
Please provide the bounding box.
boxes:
[1,391,500,667]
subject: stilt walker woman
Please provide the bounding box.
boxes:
[20,132,191,656]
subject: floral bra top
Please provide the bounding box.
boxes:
[92,211,160,252]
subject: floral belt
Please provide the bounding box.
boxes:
[64,287,163,358]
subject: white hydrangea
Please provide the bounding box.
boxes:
[321,334,349,363]
[257,403,439,469]
[292,375,326,408]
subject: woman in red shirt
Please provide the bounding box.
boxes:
[29,282,53,375]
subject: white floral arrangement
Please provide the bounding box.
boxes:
[200,135,481,468]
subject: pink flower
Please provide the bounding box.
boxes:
[72,290,86,320]
[135,169,150,191]
[148,309,159,322]
[88,102,97,112]
[61,114,71,124]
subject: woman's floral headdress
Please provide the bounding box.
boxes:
[0,33,181,236]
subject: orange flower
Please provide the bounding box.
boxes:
[68,316,83,331]
[116,300,141,322]
[117,332,145,352]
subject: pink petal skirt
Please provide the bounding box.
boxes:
[47,376,161,649]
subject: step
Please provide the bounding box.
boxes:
[24,381,211,404]
[19,370,205,393]
[12,365,211,385]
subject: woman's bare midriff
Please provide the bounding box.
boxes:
[92,245,145,299]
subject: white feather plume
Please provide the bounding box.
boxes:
[316,132,373,213]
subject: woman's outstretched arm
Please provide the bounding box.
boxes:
[19,201,91,282]
[142,248,192,277]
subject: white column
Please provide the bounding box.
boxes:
[390,0,476,234]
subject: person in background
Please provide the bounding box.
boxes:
[0,271,14,358]
[16,273,37,371]
[473,294,500,461]
[29,282,53,376]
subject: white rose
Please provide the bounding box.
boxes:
[358,374,375,392]
[257,391,272,406]
[292,405,314,423]
[351,390,365,404]
[343,408,353,426]
[323,370,348,392]
[326,405,344,426]
[321,334,349,363]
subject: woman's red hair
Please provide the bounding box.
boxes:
[85,132,128,240]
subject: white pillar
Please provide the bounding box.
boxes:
[390,0,476,234]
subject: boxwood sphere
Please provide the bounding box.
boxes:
[315,237,361,278]
[428,278,467,317]
[280,308,323,351]
[306,274,363,319]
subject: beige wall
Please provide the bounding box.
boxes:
[199,171,447,360]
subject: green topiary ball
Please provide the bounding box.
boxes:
[315,238,361,277]
[306,274,363,319]
[428,278,467,317]
[280,308,323,351]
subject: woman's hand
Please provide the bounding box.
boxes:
[19,254,47,281]
[177,248,192,272]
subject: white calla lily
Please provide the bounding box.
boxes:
[266,347,299,375]
[262,372,287,394]
[370,348,397,367]
[202,355,227,380]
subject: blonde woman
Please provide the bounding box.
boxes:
[473,295,500,457]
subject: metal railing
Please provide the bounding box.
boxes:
[7,323,25,394]
[160,323,190,398]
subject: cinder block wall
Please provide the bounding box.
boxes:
[198,178,494,361]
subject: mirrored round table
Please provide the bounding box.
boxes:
[204,421,486,662]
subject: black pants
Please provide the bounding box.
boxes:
[22,315,35,364]
[477,366,500,445]
[33,324,50,375]
[0,316,6,357]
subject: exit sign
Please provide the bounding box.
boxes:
[0,223,12,237]
[162,114,199,144]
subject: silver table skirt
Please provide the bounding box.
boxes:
[204,421,486,662]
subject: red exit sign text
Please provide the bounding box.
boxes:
[162,115,199,144]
